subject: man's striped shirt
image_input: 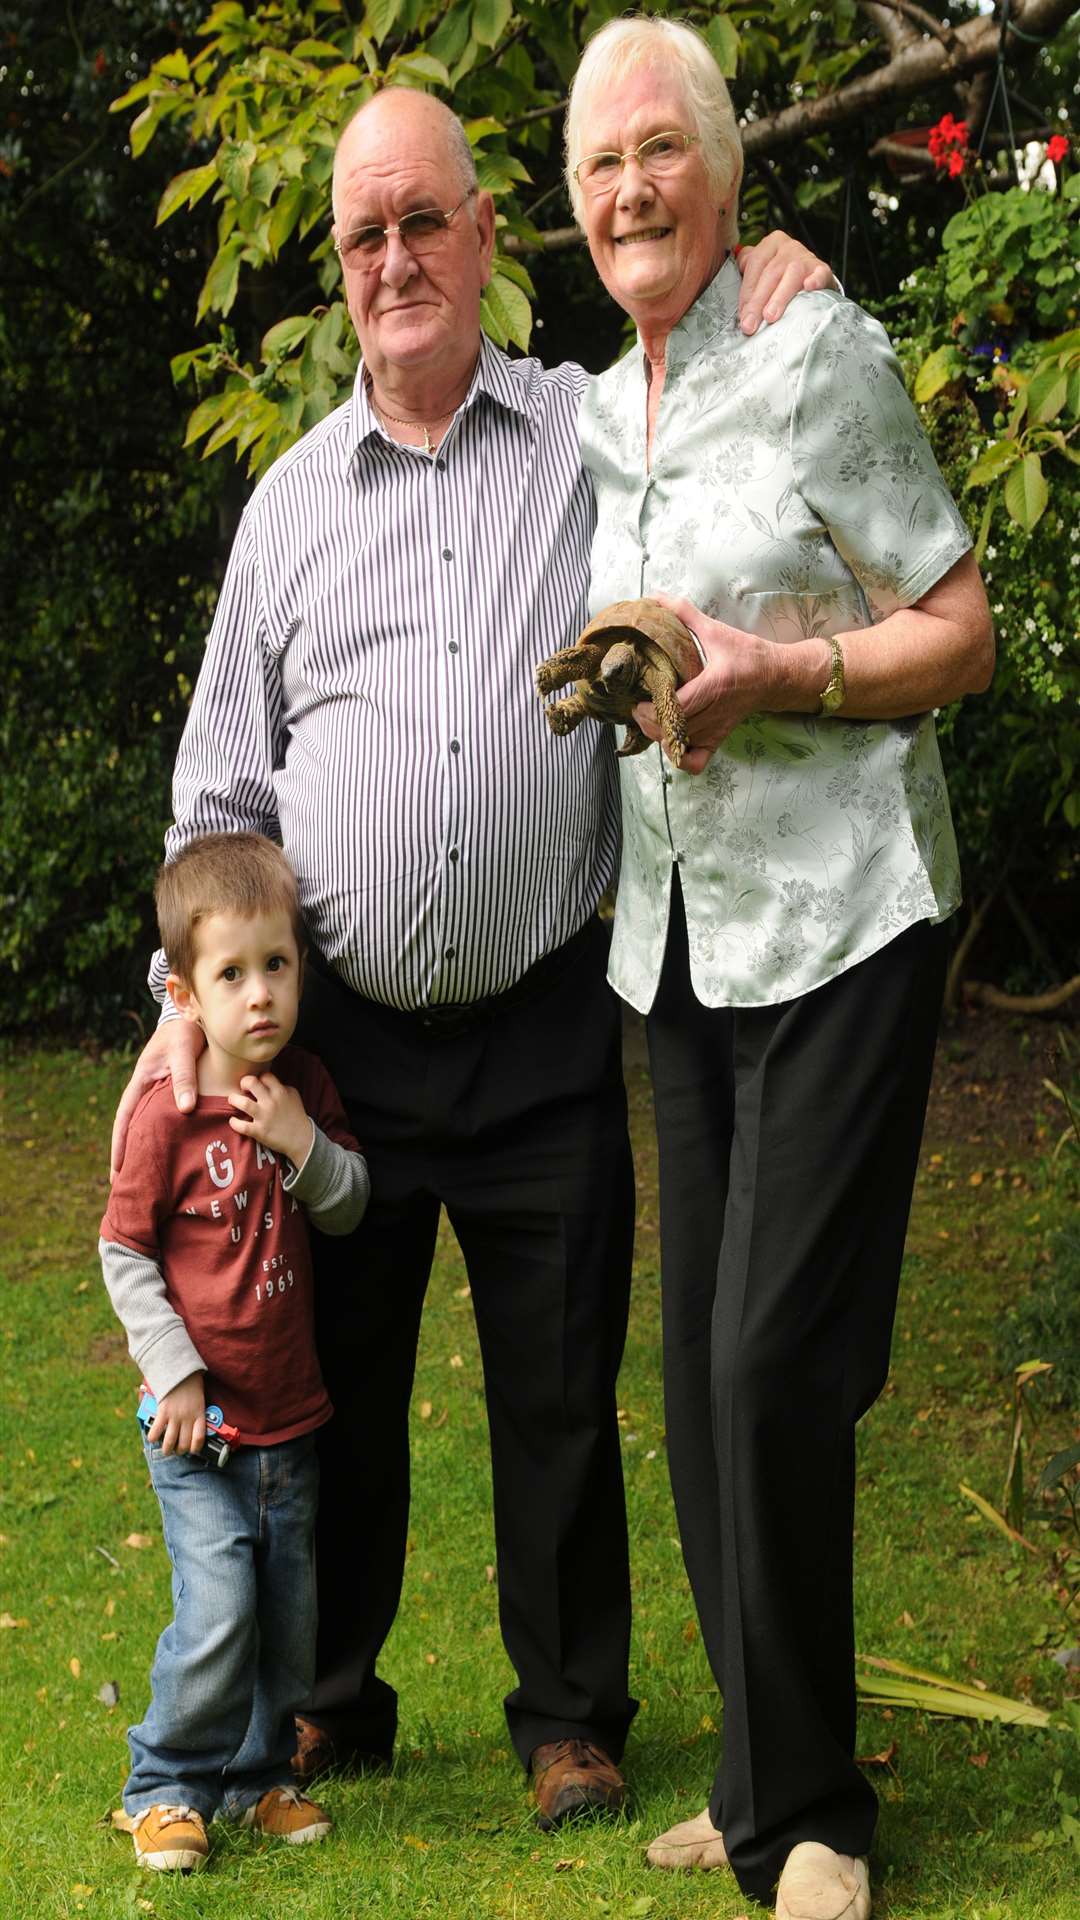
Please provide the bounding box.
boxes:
[153,340,620,1011]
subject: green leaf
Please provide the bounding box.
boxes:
[1064,791,1080,829]
[197,238,244,322]
[109,77,157,114]
[1037,1440,1080,1493]
[472,0,512,50]
[965,440,1020,488]
[217,139,257,202]
[156,161,218,226]
[482,270,532,352]
[914,345,964,403]
[366,0,401,43]
[1004,453,1049,532]
[155,50,191,82]
[391,52,452,87]
[129,102,165,160]
[269,179,306,256]
[704,14,740,78]
[262,315,318,361]
[183,393,230,449]
[1027,366,1069,427]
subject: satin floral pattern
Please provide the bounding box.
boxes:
[579,258,973,1011]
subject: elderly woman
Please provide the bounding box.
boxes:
[564,17,993,1920]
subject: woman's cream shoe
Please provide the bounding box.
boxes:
[775,1842,870,1920]
[645,1807,729,1869]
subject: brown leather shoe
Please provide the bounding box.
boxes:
[530,1739,626,1829]
[291,1715,390,1784]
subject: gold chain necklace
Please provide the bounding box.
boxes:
[370,387,456,455]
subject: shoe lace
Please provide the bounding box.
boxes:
[137,1803,200,1832]
[537,1739,611,1772]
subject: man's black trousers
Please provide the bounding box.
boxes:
[647,880,947,1903]
[295,917,638,1767]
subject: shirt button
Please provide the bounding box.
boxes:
[449,847,459,863]
[445,946,456,961]
[437,458,447,472]
[450,739,461,755]
[442,547,453,561]
[448,640,458,655]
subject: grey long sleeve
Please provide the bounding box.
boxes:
[98,1237,207,1401]
[282,1122,370,1235]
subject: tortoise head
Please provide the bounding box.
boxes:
[598,640,641,695]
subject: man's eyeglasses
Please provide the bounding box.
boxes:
[334,189,476,267]
[574,131,699,195]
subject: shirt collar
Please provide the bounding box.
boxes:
[638,252,741,381]
[344,332,532,471]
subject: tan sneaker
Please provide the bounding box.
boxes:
[775,1842,870,1920]
[242,1785,332,1845]
[131,1803,208,1872]
[646,1806,729,1870]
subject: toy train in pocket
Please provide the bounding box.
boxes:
[136,1384,240,1469]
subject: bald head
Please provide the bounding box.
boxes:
[333,89,477,224]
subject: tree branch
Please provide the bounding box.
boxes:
[740,0,1076,159]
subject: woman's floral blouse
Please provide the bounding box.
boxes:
[579,256,974,1011]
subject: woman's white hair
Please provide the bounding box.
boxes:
[564,14,744,237]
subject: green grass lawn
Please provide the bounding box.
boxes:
[1,1030,1078,1920]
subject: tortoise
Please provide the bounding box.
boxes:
[535,598,701,768]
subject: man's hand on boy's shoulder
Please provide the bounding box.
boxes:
[229,1072,313,1170]
[148,1370,206,1457]
[110,1020,205,1183]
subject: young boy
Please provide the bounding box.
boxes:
[100,832,369,1872]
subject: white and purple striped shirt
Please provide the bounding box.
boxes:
[153,339,620,1012]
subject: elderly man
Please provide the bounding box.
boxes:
[111,87,829,1825]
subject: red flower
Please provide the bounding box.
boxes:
[94,48,107,76]
[929,112,969,173]
[1047,134,1070,164]
[947,150,965,177]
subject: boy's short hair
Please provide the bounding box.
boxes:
[156,833,306,986]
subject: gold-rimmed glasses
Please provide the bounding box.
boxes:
[574,131,699,195]
[334,189,476,267]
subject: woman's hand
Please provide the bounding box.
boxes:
[634,594,794,774]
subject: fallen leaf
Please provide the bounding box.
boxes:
[124,1533,153,1550]
[449,1353,464,1369]
[0,1613,28,1629]
[432,1408,448,1428]
[969,1170,984,1187]
[419,1401,433,1420]
[455,1284,471,1298]
[70,1886,95,1898]
[485,1564,496,1583]
[104,1597,115,1618]
[100,1632,117,1643]
[683,1619,698,1643]
[109,1808,135,1832]
[98,1680,120,1707]
[70,1458,83,1470]
[75,1281,90,1294]
[403,1833,430,1851]
[69,1657,81,1678]
[969,1751,989,1767]
[554,1857,586,1871]
[898,1610,915,1628]
[424,1652,438,1665]
[856,1739,898,1768]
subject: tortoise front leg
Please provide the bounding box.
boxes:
[535,642,609,697]
[639,661,689,768]
[616,718,651,758]
[544,692,592,736]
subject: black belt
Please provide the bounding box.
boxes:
[346,917,601,1039]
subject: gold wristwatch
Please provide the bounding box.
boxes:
[818,635,846,717]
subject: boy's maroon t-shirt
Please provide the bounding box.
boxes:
[101,1043,358,1445]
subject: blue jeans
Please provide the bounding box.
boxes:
[124,1433,319,1820]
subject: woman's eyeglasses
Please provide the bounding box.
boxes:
[574,131,698,194]
[334,189,476,267]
